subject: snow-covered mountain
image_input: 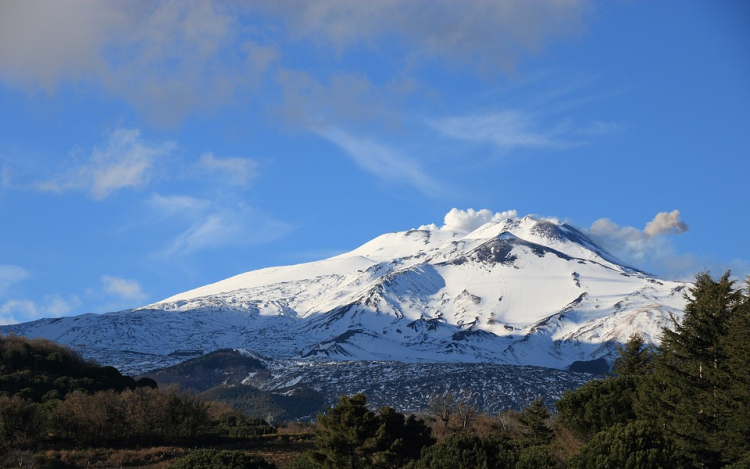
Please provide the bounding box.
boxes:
[0,215,687,375]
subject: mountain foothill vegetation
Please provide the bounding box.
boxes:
[1,271,749,468]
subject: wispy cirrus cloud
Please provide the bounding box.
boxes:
[198,153,258,186]
[1,164,11,189]
[0,264,30,293]
[429,111,575,150]
[149,193,291,258]
[319,128,443,196]
[35,128,176,200]
[429,108,624,152]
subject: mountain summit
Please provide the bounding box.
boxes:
[1,215,687,374]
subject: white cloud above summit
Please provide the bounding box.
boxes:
[588,210,692,278]
[419,208,519,232]
[413,208,701,280]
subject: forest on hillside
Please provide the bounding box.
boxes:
[0,271,748,468]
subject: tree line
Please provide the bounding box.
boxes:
[0,335,275,451]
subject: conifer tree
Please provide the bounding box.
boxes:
[517,397,554,445]
[612,334,654,377]
[719,278,750,464]
[315,394,433,469]
[556,376,639,440]
[570,420,677,469]
[315,394,378,469]
[647,271,742,468]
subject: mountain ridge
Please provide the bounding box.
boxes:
[0,214,687,375]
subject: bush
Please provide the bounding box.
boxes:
[406,433,516,469]
[569,420,677,469]
[285,451,324,469]
[168,449,275,469]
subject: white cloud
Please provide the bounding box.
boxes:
[429,111,578,150]
[443,208,518,232]
[0,1,278,124]
[101,276,147,302]
[266,0,590,74]
[587,210,691,274]
[150,193,211,215]
[44,295,80,317]
[0,264,30,293]
[420,208,519,232]
[0,0,120,92]
[198,153,258,185]
[165,213,236,256]
[576,121,623,136]
[0,299,35,325]
[643,210,689,237]
[0,295,80,325]
[320,128,442,195]
[36,128,176,200]
[1,1,591,126]
[1,164,10,189]
[149,193,291,258]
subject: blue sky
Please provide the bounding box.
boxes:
[1,1,748,325]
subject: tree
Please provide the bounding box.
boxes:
[455,389,478,430]
[719,278,750,464]
[0,395,41,444]
[570,420,678,469]
[168,449,276,469]
[405,433,516,469]
[370,406,433,468]
[517,397,554,445]
[556,376,640,440]
[315,394,379,469]
[646,271,743,468]
[612,334,654,377]
[427,392,455,427]
[315,394,433,469]
[516,445,559,469]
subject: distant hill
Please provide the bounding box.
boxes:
[141,348,325,421]
[199,384,325,422]
[139,348,266,392]
[0,334,152,402]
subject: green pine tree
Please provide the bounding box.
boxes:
[314,394,434,469]
[719,278,750,464]
[315,394,379,469]
[556,376,640,440]
[612,334,654,377]
[645,271,742,468]
[570,420,678,469]
[518,397,554,445]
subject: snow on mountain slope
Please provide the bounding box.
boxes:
[0,214,688,374]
